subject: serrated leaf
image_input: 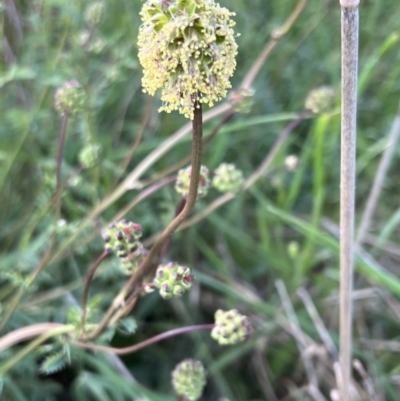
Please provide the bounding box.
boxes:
[39,350,68,375]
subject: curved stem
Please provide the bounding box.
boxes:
[73,324,214,355]
[81,104,204,341]
[0,325,74,375]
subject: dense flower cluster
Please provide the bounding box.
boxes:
[138,0,238,119]
[175,165,211,199]
[172,359,206,401]
[211,309,252,345]
[305,86,336,114]
[102,220,145,274]
[154,262,194,299]
[212,163,243,193]
[54,80,86,116]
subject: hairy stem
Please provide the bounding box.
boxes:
[339,1,359,400]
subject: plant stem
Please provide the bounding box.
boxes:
[81,251,108,330]
[0,114,69,332]
[73,324,214,355]
[356,104,400,245]
[0,325,74,375]
[81,104,204,341]
[339,1,359,400]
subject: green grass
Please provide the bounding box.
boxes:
[1,0,400,400]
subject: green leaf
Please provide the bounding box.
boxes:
[118,317,137,335]
[39,350,68,375]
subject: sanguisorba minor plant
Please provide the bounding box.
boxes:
[0,1,254,399]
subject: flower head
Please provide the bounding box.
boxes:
[175,165,211,199]
[211,309,252,345]
[212,163,243,193]
[102,220,144,274]
[305,86,336,114]
[154,262,194,299]
[138,0,238,119]
[54,80,86,116]
[172,359,206,401]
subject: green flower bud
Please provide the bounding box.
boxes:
[305,86,336,114]
[175,165,211,199]
[211,309,252,346]
[120,242,147,275]
[154,262,194,299]
[212,163,243,193]
[172,359,206,401]
[101,220,142,257]
[85,1,106,26]
[138,0,238,119]
[54,80,86,116]
[78,144,101,168]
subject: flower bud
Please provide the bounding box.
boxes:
[54,80,86,116]
[172,359,206,401]
[101,220,142,257]
[120,242,147,275]
[154,262,194,299]
[138,0,238,119]
[211,309,252,346]
[212,163,243,193]
[305,86,336,114]
[175,165,211,199]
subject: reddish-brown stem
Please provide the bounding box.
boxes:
[73,324,214,355]
[80,104,204,341]
[158,197,187,263]
[81,251,109,329]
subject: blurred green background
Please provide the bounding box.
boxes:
[1,0,400,400]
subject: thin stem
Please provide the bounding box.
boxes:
[0,114,70,332]
[73,324,214,355]
[339,1,359,400]
[241,0,308,90]
[143,110,309,246]
[81,251,109,330]
[81,104,204,341]
[356,104,400,245]
[0,325,74,375]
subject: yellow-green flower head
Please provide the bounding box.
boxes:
[175,165,211,198]
[154,262,194,299]
[211,309,252,346]
[172,359,206,401]
[305,86,336,114]
[138,0,238,119]
[212,163,243,193]
[54,80,86,116]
